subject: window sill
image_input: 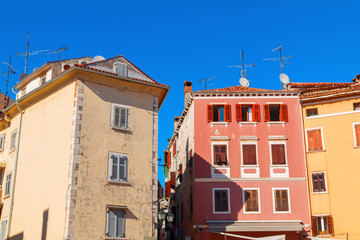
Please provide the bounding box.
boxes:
[354,146,360,149]
[266,121,286,126]
[273,210,291,214]
[8,148,15,154]
[307,150,326,153]
[105,237,127,240]
[212,165,230,168]
[241,164,259,167]
[238,122,257,127]
[270,164,288,167]
[111,126,131,132]
[243,211,261,214]
[108,180,131,186]
[3,195,10,199]
[312,191,328,194]
[210,122,229,127]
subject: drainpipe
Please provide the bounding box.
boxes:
[7,88,24,239]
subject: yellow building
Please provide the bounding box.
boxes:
[0,55,169,240]
[290,79,360,239]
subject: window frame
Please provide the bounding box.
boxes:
[9,129,17,152]
[272,187,291,213]
[240,141,258,166]
[111,103,129,130]
[269,140,287,166]
[306,127,325,152]
[211,141,229,166]
[353,122,360,147]
[39,75,47,86]
[106,207,126,239]
[242,188,261,214]
[313,215,333,236]
[353,102,360,111]
[0,134,5,152]
[5,172,12,197]
[311,171,327,194]
[108,152,128,183]
[306,108,318,117]
[212,188,231,214]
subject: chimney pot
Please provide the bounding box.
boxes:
[184,81,192,107]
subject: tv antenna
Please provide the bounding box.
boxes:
[263,45,290,74]
[263,45,291,89]
[199,75,217,90]
[46,46,68,60]
[0,56,17,108]
[16,32,49,75]
[229,50,255,79]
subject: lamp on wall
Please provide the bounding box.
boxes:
[167,212,174,223]
[158,209,166,221]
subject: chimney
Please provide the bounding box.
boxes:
[174,116,180,132]
[352,74,360,83]
[184,81,192,107]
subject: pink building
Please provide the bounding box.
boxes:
[164,82,311,240]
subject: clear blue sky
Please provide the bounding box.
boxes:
[1,0,359,185]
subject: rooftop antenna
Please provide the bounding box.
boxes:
[199,75,218,90]
[263,45,291,89]
[228,50,255,87]
[0,55,17,108]
[46,46,68,60]
[16,32,49,75]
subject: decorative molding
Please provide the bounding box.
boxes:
[268,135,288,140]
[210,136,230,141]
[239,136,259,141]
[194,177,306,182]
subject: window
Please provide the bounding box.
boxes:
[306,108,318,117]
[213,189,230,213]
[242,144,257,165]
[0,135,4,152]
[213,145,228,165]
[111,104,129,130]
[264,104,288,122]
[307,129,323,151]
[114,63,128,77]
[243,189,260,213]
[21,87,26,97]
[354,102,360,111]
[271,144,286,165]
[312,216,334,236]
[0,220,7,240]
[10,130,17,151]
[354,124,360,147]
[5,173,11,196]
[106,208,126,238]
[109,153,127,182]
[207,105,231,122]
[312,172,326,192]
[236,104,260,122]
[40,75,46,86]
[273,189,289,212]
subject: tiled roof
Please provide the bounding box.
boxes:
[74,64,169,87]
[290,82,360,98]
[289,82,354,89]
[195,85,288,93]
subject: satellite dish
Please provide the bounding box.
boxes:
[19,73,27,81]
[93,55,105,62]
[33,67,38,72]
[63,64,71,71]
[239,77,249,87]
[280,73,290,84]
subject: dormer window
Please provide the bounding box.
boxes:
[114,63,128,77]
[21,87,26,97]
[40,75,46,86]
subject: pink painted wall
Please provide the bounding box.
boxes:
[192,96,310,225]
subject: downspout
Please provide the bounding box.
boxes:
[7,88,24,239]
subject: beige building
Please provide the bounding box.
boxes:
[0,55,169,240]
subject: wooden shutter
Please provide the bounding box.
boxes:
[166,151,171,168]
[214,145,220,164]
[243,145,256,165]
[170,172,175,187]
[280,104,288,122]
[264,104,270,121]
[312,174,318,192]
[252,104,260,122]
[355,124,360,146]
[224,105,231,122]
[314,129,323,150]
[107,209,117,237]
[272,145,285,165]
[307,130,315,151]
[221,190,228,211]
[220,145,227,165]
[207,105,213,122]
[281,190,289,211]
[165,181,170,197]
[327,215,334,235]
[245,190,258,212]
[173,142,176,157]
[311,217,318,236]
[236,104,242,122]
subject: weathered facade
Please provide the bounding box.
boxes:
[0,55,169,240]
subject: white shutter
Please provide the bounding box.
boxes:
[119,156,127,181]
[120,108,127,129]
[5,173,11,196]
[110,155,118,180]
[117,210,126,237]
[107,209,117,238]
[0,135,4,152]
[0,220,7,240]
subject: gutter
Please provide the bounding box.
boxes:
[7,88,24,239]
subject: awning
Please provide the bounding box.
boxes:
[207,221,304,232]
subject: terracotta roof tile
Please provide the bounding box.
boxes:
[290,81,360,98]
[195,85,289,93]
[289,82,354,89]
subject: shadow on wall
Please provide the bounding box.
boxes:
[41,209,49,240]
[9,232,23,240]
[177,151,246,240]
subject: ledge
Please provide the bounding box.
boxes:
[210,122,229,127]
[211,136,230,141]
[307,150,327,153]
[268,135,287,140]
[238,122,257,127]
[239,136,259,141]
[108,180,131,186]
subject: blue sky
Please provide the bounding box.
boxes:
[1,0,359,185]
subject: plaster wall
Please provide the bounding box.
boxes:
[73,80,156,240]
[8,82,76,239]
[302,98,360,237]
